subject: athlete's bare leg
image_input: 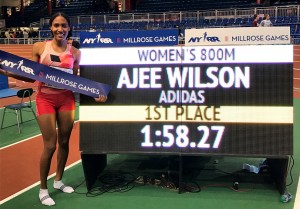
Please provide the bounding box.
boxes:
[55,110,75,181]
[38,113,58,189]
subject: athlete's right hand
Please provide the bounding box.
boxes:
[94,95,107,103]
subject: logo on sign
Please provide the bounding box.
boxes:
[188,32,220,43]
[82,33,114,44]
[1,59,35,75]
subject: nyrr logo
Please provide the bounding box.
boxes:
[82,33,113,44]
[188,32,220,43]
[0,59,35,75]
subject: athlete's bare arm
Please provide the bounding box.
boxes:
[71,46,81,76]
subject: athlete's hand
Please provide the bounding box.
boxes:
[94,95,107,102]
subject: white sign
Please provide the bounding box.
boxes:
[80,45,293,65]
[185,27,291,46]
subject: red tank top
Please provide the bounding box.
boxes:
[38,40,75,94]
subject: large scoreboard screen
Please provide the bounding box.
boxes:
[79,45,293,157]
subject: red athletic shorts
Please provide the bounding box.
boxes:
[36,90,75,116]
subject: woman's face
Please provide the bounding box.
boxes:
[50,15,70,41]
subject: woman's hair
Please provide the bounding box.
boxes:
[263,14,269,20]
[72,40,80,49]
[49,12,71,27]
[67,29,73,39]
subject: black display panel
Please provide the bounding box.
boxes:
[79,45,293,157]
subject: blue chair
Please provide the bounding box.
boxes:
[228,18,235,25]
[1,88,37,134]
[234,18,242,25]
